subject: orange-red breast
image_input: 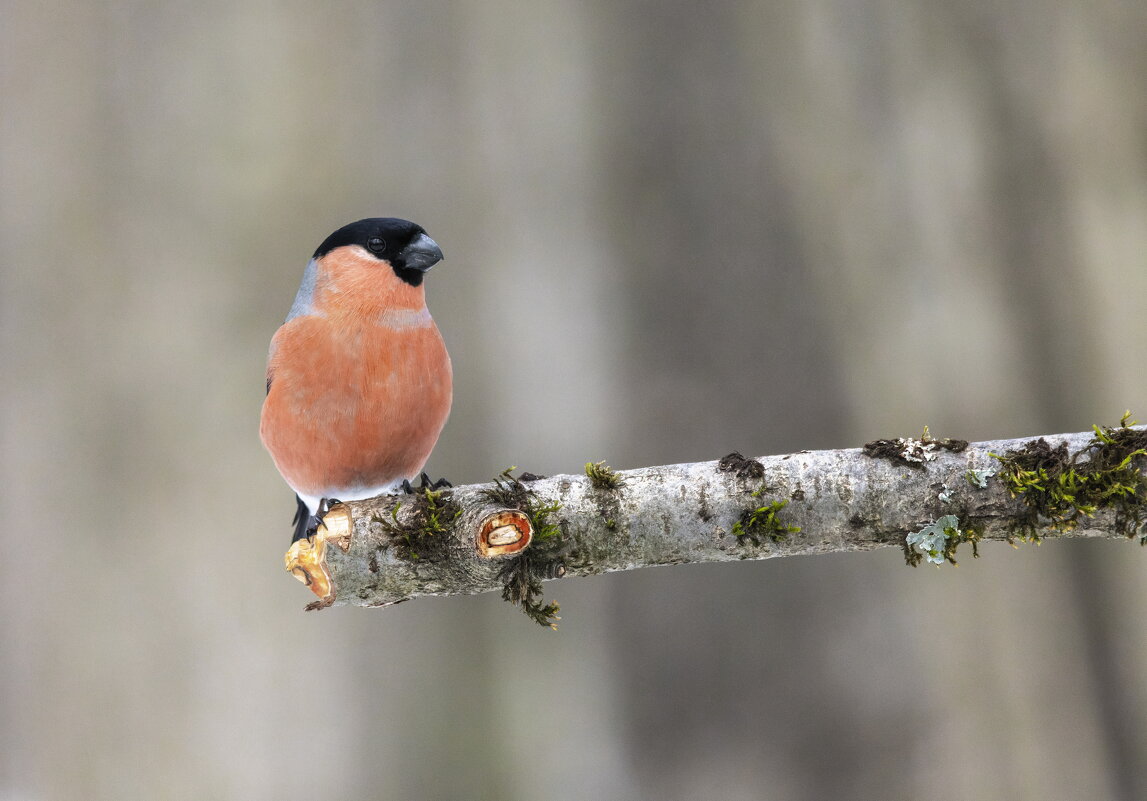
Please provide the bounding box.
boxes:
[260,218,452,542]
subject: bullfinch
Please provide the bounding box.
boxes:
[260,218,452,542]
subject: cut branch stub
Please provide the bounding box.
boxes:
[282,498,539,609]
[476,509,533,557]
[283,503,352,609]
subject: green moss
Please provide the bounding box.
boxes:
[732,491,801,546]
[525,497,563,542]
[499,552,562,629]
[483,468,566,628]
[374,487,462,561]
[478,466,522,507]
[585,460,624,490]
[992,412,1147,544]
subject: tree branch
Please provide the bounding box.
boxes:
[284,422,1147,624]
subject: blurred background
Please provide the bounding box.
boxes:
[3,0,1146,799]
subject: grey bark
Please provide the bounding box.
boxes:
[313,428,1146,609]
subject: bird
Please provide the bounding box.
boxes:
[260,217,452,543]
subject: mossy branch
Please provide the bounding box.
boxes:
[286,421,1147,625]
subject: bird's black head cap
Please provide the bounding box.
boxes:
[313,217,443,287]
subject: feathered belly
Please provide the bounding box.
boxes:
[261,318,452,498]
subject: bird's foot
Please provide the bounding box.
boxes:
[291,496,339,543]
[418,472,453,490]
[401,475,451,493]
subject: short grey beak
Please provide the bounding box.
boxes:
[400,232,444,272]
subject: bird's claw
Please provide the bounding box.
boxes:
[402,474,452,493]
[419,472,452,490]
[290,496,339,543]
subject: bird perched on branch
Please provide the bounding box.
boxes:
[260,218,452,542]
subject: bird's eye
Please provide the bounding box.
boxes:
[367,237,386,253]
